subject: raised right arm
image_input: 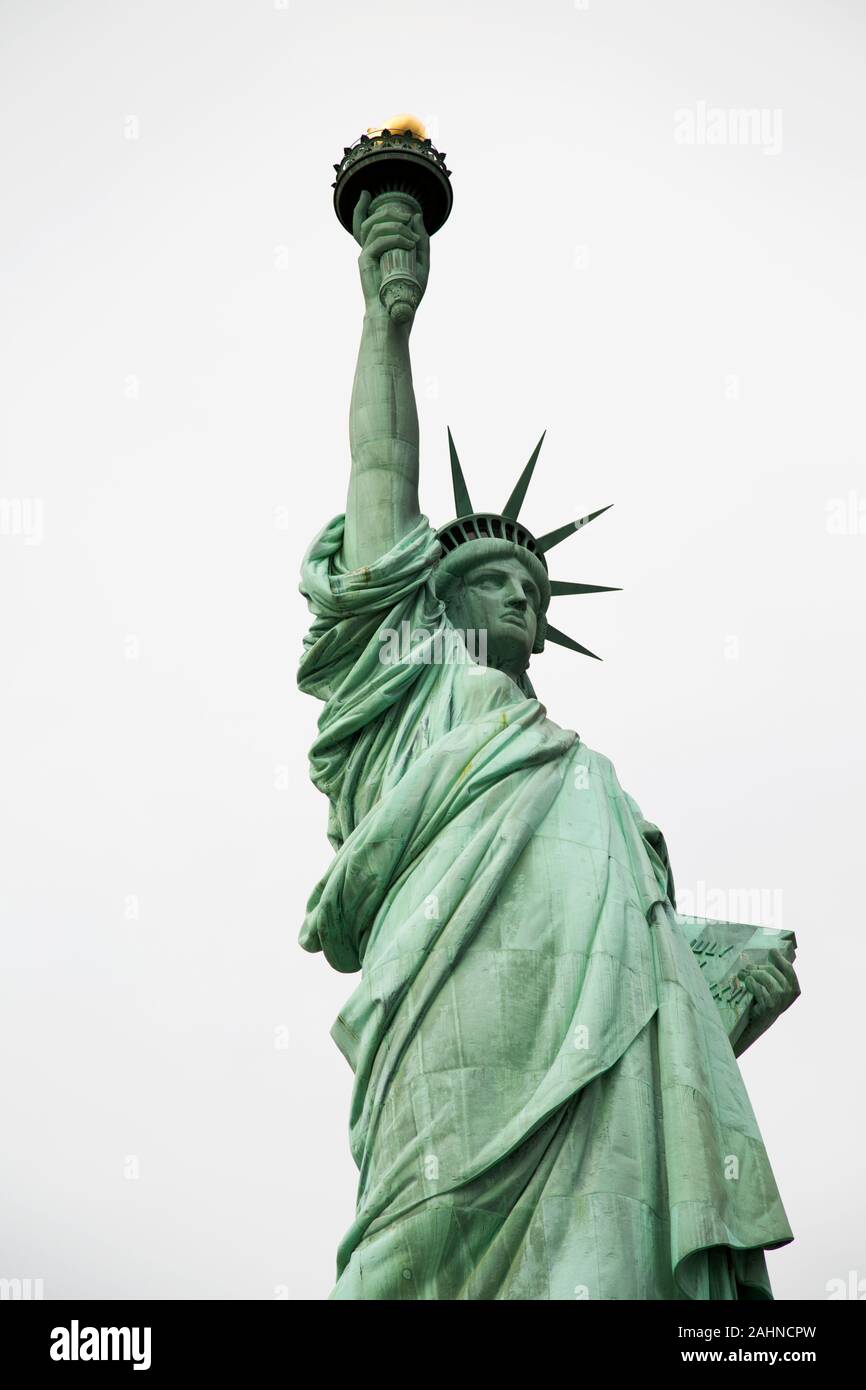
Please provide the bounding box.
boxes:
[343,191,429,570]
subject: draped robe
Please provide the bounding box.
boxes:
[298,514,794,1300]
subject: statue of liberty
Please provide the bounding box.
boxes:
[298,123,800,1300]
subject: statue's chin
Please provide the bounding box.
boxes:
[486,632,532,677]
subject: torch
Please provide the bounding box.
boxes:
[332,114,453,326]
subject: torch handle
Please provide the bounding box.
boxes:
[369,191,423,326]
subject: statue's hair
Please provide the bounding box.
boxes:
[435,538,550,654]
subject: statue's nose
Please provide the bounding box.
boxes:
[504,581,528,610]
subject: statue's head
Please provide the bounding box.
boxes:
[435,539,550,680]
[434,427,617,677]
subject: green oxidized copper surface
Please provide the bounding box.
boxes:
[298,134,799,1300]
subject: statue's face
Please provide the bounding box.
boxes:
[445,557,540,677]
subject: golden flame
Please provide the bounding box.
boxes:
[366,113,427,139]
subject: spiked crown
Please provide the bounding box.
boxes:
[435,429,619,661]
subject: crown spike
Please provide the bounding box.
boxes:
[447,427,473,516]
[549,580,621,595]
[536,504,613,555]
[502,430,546,520]
[545,623,602,661]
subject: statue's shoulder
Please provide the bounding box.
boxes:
[574,742,621,789]
[587,748,651,828]
[449,658,525,718]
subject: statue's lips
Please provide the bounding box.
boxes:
[498,611,530,629]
